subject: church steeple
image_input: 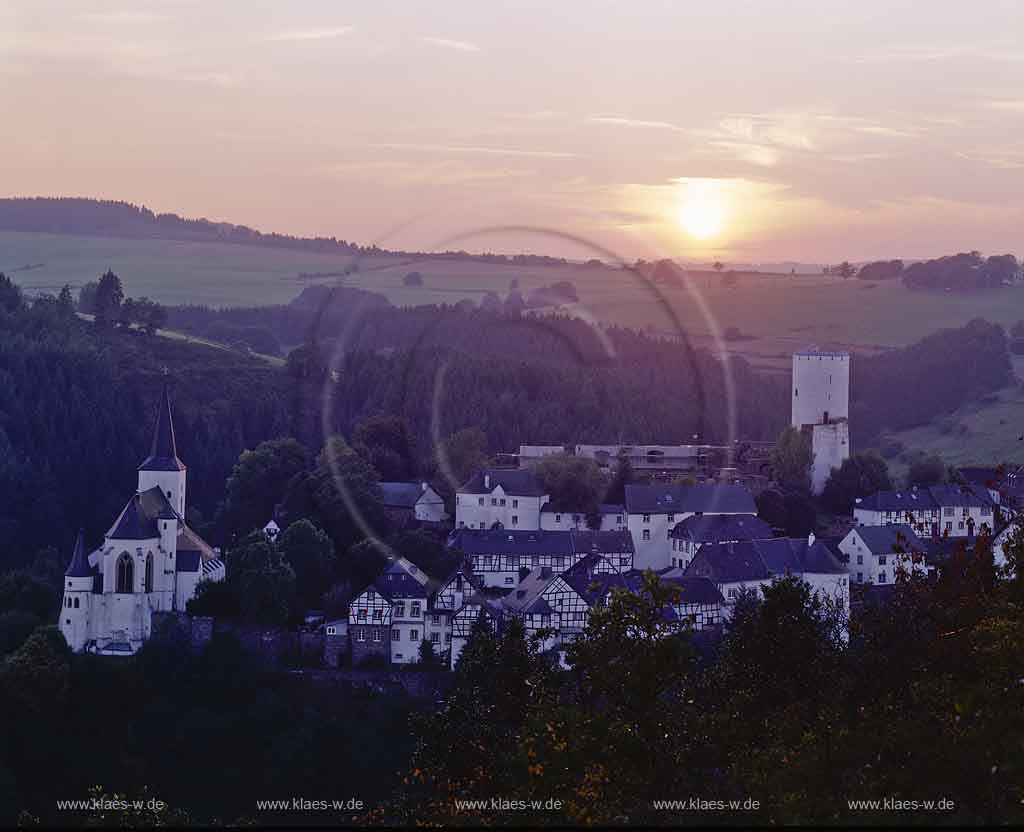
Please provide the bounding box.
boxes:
[138,384,185,473]
[136,384,187,516]
[65,528,92,577]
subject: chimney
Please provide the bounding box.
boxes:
[484,473,491,489]
[421,481,428,492]
[808,532,816,547]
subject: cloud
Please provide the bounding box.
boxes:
[981,99,1024,112]
[266,27,353,42]
[369,143,580,159]
[501,110,563,121]
[956,150,1024,170]
[851,43,1024,65]
[78,10,170,24]
[706,141,781,168]
[588,115,691,134]
[422,37,481,53]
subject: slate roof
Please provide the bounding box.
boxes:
[660,576,725,606]
[851,524,928,555]
[177,550,201,573]
[670,514,773,543]
[449,528,575,557]
[569,529,635,555]
[855,484,995,513]
[379,482,431,508]
[138,385,185,473]
[458,468,547,497]
[108,493,160,540]
[625,483,756,515]
[599,503,626,516]
[177,523,216,561]
[562,553,628,603]
[957,466,1003,488]
[65,528,93,577]
[372,558,433,600]
[502,567,564,615]
[685,537,846,584]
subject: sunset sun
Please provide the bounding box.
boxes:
[677,180,728,239]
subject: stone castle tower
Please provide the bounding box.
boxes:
[791,350,851,494]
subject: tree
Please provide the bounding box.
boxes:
[277,519,336,611]
[820,451,892,515]
[604,450,635,506]
[220,438,309,542]
[438,426,488,487]
[77,280,98,313]
[403,271,424,286]
[0,273,22,313]
[417,638,441,667]
[906,453,947,488]
[833,261,856,279]
[353,414,416,481]
[92,269,124,328]
[216,531,297,626]
[56,285,74,316]
[534,454,607,526]
[771,426,813,492]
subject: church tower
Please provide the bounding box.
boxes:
[60,529,94,651]
[792,349,851,495]
[137,385,186,516]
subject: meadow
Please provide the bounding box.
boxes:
[6,230,1024,375]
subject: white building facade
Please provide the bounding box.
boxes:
[59,387,224,655]
[455,469,549,531]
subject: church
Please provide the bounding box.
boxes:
[59,386,225,655]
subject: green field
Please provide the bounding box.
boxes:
[6,230,1024,374]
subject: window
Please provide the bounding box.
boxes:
[409,629,419,641]
[445,633,452,643]
[327,626,336,635]
[856,555,863,565]
[491,498,497,506]
[555,514,561,523]
[958,521,965,530]
[982,506,992,516]
[478,497,484,506]
[411,602,421,617]
[505,577,514,585]
[373,609,383,621]
[643,514,651,523]
[73,597,79,609]
[430,632,440,644]
[944,507,954,517]
[357,628,366,642]
[432,615,440,625]
[878,572,887,584]
[358,609,367,620]
[856,572,863,583]
[945,521,952,531]
[554,556,564,568]
[616,515,623,524]
[642,530,650,541]
[394,653,403,660]
[573,514,580,524]
[512,499,519,508]
[620,556,630,567]
[116,553,134,593]
[144,554,153,593]
[512,515,519,526]
[392,628,401,641]
[394,602,405,618]
[479,522,486,529]
[667,513,675,522]
[372,628,381,642]
[499,498,507,506]
[878,555,887,566]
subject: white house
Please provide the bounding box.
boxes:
[668,514,773,571]
[59,386,225,655]
[455,468,549,531]
[853,485,995,539]
[348,557,453,665]
[684,535,849,620]
[262,519,281,541]
[625,483,757,571]
[447,528,634,588]
[838,523,928,585]
[379,481,448,524]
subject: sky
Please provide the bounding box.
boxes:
[2,0,1024,262]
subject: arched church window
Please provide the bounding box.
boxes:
[116,553,134,593]
[145,554,154,593]
[74,597,80,609]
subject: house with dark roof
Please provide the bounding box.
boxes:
[379,481,447,524]
[625,483,757,571]
[853,485,995,539]
[501,564,591,661]
[683,534,848,620]
[838,523,928,586]
[669,514,773,571]
[348,556,454,666]
[59,386,224,656]
[446,527,635,588]
[611,570,725,632]
[455,468,549,531]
